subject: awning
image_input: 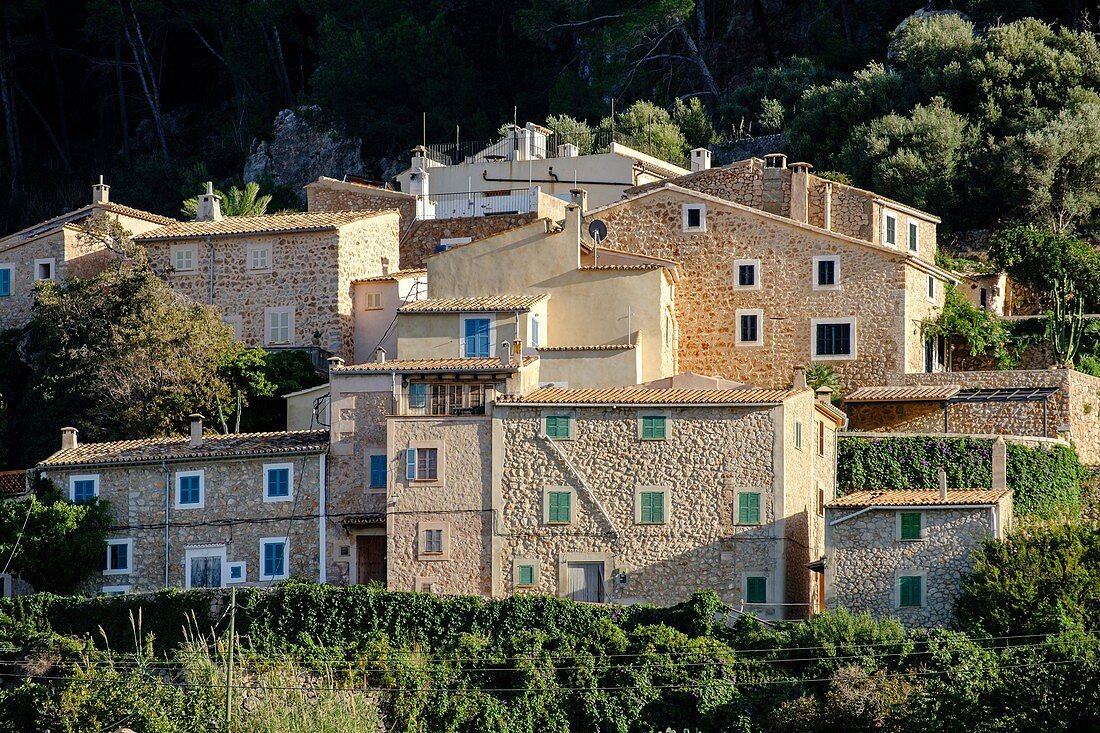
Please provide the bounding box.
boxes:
[844,385,961,403]
[341,512,386,527]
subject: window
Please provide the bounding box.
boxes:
[248,244,271,271]
[736,309,763,346]
[979,288,989,309]
[883,211,898,246]
[34,258,55,281]
[265,307,294,345]
[405,447,438,481]
[423,528,443,554]
[416,522,450,560]
[186,546,226,589]
[745,576,768,604]
[171,245,196,272]
[737,492,761,525]
[70,474,99,503]
[817,485,825,517]
[544,415,572,440]
[260,538,289,580]
[899,511,923,541]
[369,454,387,488]
[104,539,132,575]
[101,585,130,596]
[461,316,492,358]
[899,575,923,607]
[813,256,840,290]
[733,259,760,289]
[682,203,706,232]
[816,420,826,456]
[812,319,856,359]
[264,463,292,502]
[908,219,919,252]
[546,489,573,525]
[227,561,246,583]
[638,490,666,524]
[175,470,204,509]
[0,265,11,297]
[408,383,427,409]
[365,292,382,310]
[530,314,541,347]
[639,415,668,440]
[517,563,536,586]
[795,421,803,450]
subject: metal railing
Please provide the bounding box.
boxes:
[425,188,533,219]
[423,129,688,168]
[397,383,491,417]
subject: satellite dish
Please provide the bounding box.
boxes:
[588,219,608,243]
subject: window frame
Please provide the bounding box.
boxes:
[0,264,13,297]
[416,521,450,560]
[103,538,133,576]
[184,545,227,590]
[737,491,762,525]
[897,572,925,608]
[530,313,541,347]
[69,473,100,503]
[812,255,841,291]
[882,210,898,247]
[811,317,857,360]
[247,243,272,272]
[681,203,707,232]
[898,511,925,542]
[259,537,290,581]
[264,306,295,345]
[543,486,576,525]
[907,218,920,253]
[174,469,205,509]
[816,420,826,457]
[263,462,294,503]
[101,585,131,596]
[514,558,539,587]
[927,275,936,302]
[732,258,761,290]
[170,244,197,273]
[735,308,764,347]
[638,413,669,441]
[744,574,769,604]
[459,314,495,358]
[368,453,388,489]
[794,421,803,451]
[635,487,670,525]
[405,444,443,483]
[33,257,56,281]
[543,413,573,440]
[227,561,247,584]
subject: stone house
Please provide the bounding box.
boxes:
[0,178,173,331]
[134,196,400,361]
[823,442,1012,627]
[36,418,328,594]
[351,268,427,364]
[585,156,958,390]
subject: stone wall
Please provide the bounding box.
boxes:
[306,181,417,235]
[825,505,997,627]
[1067,370,1100,465]
[0,231,67,331]
[400,214,539,269]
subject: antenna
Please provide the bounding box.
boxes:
[422,112,426,148]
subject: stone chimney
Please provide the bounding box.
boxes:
[690,148,712,172]
[375,346,387,364]
[992,437,1007,490]
[61,427,79,451]
[500,341,512,367]
[189,414,205,449]
[762,153,787,215]
[792,366,807,390]
[195,182,223,222]
[938,468,948,501]
[327,355,345,371]
[815,386,833,404]
[92,175,110,205]
[789,162,812,224]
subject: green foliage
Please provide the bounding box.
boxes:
[236,350,325,433]
[923,285,1019,368]
[757,98,785,133]
[181,180,273,218]
[599,100,687,164]
[671,97,715,149]
[989,225,1100,311]
[838,435,1086,518]
[804,362,840,392]
[545,113,596,155]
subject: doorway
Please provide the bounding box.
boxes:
[356,535,387,585]
[566,562,605,603]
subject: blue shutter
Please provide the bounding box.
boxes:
[370,455,387,488]
[464,318,490,357]
[405,449,417,480]
[0,268,9,296]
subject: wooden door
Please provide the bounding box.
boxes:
[356,535,387,585]
[817,573,826,613]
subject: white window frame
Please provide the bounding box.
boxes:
[170,244,197,273]
[897,510,927,542]
[542,486,577,525]
[907,218,920,253]
[882,210,898,247]
[33,257,56,281]
[636,412,671,441]
[263,462,294,503]
[69,473,100,502]
[405,443,444,483]
[459,314,496,358]
[541,411,574,441]
[184,545,226,589]
[811,317,857,360]
[735,308,764,347]
[416,521,450,560]
[247,243,272,271]
[364,291,383,310]
[101,585,131,596]
[812,255,841,291]
[681,203,706,232]
[895,569,927,608]
[224,314,244,340]
[0,263,13,297]
[927,275,936,303]
[732,258,761,290]
[103,538,133,576]
[174,469,205,509]
[530,313,541,347]
[259,537,290,581]
[227,561,247,584]
[264,306,295,345]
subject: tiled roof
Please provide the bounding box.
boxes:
[829,489,1010,508]
[1,203,175,250]
[579,264,664,271]
[398,294,548,313]
[537,344,636,351]
[497,386,794,406]
[353,269,428,283]
[333,356,537,373]
[101,203,177,226]
[844,385,961,402]
[38,430,328,468]
[133,211,390,240]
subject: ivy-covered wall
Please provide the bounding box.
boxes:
[838,435,1087,518]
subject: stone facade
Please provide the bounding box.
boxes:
[400,214,541,268]
[305,177,418,233]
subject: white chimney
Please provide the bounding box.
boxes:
[823,181,833,231]
[328,355,345,371]
[408,159,433,220]
[789,162,812,224]
[792,366,807,390]
[992,437,1007,490]
[557,143,579,158]
[375,346,387,364]
[92,175,110,205]
[196,182,223,222]
[189,414,205,448]
[500,341,512,367]
[938,468,948,501]
[61,427,78,451]
[690,148,712,172]
[569,188,588,213]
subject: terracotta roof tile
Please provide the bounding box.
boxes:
[353,269,428,283]
[578,264,664,271]
[536,344,636,351]
[133,211,391,240]
[844,385,961,402]
[1,203,175,250]
[828,489,1010,508]
[38,430,328,469]
[398,294,548,313]
[497,386,794,406]
[333,356,537,373]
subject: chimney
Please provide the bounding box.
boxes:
[513,339,522,358]
[762,153,787,215]
[992,437,1007,491]
[557,143,579,158]
[823,181,833,231]
[789,162,812,224]
[195,182,223,222]
[189,414,205,449]
[60,427,78,451]
[569,188,588,213]
[92,175,110,205]
[815,386,833,404]
[327,355,345,371]
[792,366,807,390]
[564,203,582,247]
[375,346,387,364]
[690,148,712,172]
[500,341,512,367]
[938,468,948,501]
[381,257,390,276]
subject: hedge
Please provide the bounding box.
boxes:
[838,435,1087,518]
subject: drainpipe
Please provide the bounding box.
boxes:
[318,453,327,583]
[207,236,215,305]
[163,460,170,588]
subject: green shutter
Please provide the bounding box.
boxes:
[548,491,571,524]
[641,416,667,440]
[640,491,665,523]
[795,421,802,449]
[899,575,922,607]
[900,512,922,541]
[738,492,761,524]
[545,416,570,439]
[518,564,535,585]
[746,576,767,604]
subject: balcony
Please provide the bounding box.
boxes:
[425,188,533,220]
[397,383,492,417]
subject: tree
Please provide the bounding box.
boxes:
[671,96,714,149]
[181,180,272,219]
[599,100,686,163]
[545,113,596,155]
[989,225,1100,312]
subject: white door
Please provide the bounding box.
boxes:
[566,562,605,603]
[185,547,226,589]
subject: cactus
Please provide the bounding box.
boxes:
[1046,276,1085,366]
